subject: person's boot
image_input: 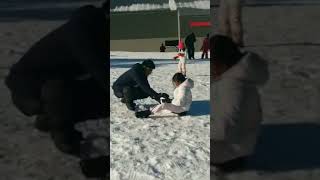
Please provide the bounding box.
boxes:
[135,110,151,118]
[120,98,136,111]
[126,101,136,111]
[34,114,51,132]
[51,129,84,157]
[80,156,109,178]
[120,97,135,110]
[123,87,136,111]
[120,98,126,104]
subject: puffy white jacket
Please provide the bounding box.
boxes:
[172,78,194,112]
[211,52,269,163]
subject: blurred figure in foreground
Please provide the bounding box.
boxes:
[211,35,269,172]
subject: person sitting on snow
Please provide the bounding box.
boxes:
[211,35,269,172]
[112,59,168,111]
[135,72,194,118]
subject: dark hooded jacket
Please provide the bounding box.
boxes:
[5,5,109,97]
[185,33,196,49]
[112,63,158,98]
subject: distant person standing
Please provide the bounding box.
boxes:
[185,32,196,59]
[160,43,166,52]
[201,34,210,59]
[173,49,186,76]
[218,0,244,47]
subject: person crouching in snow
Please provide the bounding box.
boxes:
[135,73,194,118]
[174,49,187,76]
[211,35,269,172]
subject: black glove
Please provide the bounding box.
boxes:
[160,93,169,99]
[160,93,171,103]
[153,93,162,103]
[153,93,170,103]
[164,98,172,103]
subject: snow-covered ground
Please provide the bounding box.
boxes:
[110,51,210,180]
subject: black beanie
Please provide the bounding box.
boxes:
[142,59,155,69]
[211,35,242,67]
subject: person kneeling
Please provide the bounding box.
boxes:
[112,60,165,111]
[136,73,193,118]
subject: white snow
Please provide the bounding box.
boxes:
[111,0,209,12]
[110,51,210,180]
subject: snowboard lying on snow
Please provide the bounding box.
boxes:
[134,102,187,119]
[135,108,183,119]
[149,113,181,119]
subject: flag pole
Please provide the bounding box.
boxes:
[177,9,180,42]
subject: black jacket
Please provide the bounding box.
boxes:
[5,5,109,96]
[185,33,196,49]
[112,63,158,98]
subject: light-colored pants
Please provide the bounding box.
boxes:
[218,0,244,45]
[178,61,186,76]
[151,103,185,114]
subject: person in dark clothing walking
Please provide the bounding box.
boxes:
[112,60,166,111]
[5,2,109,159]
[185,32,197,60]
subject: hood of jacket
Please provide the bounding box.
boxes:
[221,52,269,86]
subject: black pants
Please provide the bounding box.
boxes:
[201,51,208,59]
[9,78,108,156]
[113,86,149,102]
[187,47,195,59]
